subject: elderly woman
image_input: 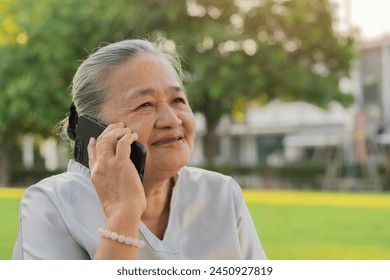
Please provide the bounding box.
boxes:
[12,39,267,260]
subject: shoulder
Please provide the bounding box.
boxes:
[20,161,97,212]
[179,166,234,185]
[24,169,91,200]
[178,166,243,199]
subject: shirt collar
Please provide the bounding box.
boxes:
[67,159,91,177]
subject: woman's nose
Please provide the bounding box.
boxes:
[155,104,182,129]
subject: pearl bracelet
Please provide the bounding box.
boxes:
[97,228,145,248]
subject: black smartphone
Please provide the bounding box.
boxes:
[74,115,147,182]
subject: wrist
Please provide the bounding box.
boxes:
[103,213,141,241]
[104,199,145,219]
[104,205,143,232]
[106,208,143,223]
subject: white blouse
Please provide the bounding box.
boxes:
[12,160,267,260]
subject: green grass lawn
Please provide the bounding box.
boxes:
[248,203,390,259]
[1,189,389,260]
[0,197,21,259]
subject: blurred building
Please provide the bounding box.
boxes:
[190,35,390,170]
[191,100,352,166]
[361,36,390,148]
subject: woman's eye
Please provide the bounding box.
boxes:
[139,102,153,108]
[173,98,186,104]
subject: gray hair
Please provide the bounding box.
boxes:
[58,38,185,142]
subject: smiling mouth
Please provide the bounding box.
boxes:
[152,136,185,146]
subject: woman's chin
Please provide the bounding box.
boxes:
[147,154,190,175]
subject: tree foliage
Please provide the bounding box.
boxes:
[0,0,356,184]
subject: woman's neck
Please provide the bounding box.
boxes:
[141,176,174,239]
[142,177,173,218]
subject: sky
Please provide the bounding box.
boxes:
[332,0,390,40]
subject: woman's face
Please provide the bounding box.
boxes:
[100,52,196,176]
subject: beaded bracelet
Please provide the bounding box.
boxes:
[97,228,145,248]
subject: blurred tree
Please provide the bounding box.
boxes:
[0,0,356,184]
[0,0,139,185]
[129,0,357,163]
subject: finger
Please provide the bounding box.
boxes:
[116,132,139,161]
[99,122,126,138]
[97,127,134,158]
[87,137,97,169]
[95,123,125,156]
